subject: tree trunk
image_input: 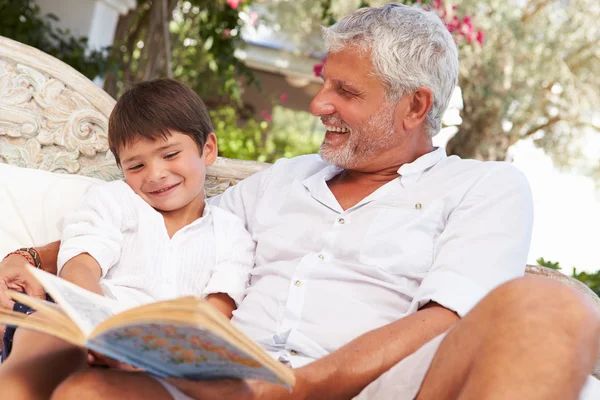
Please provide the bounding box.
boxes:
[445,123,513,161]
[445,94,512,161]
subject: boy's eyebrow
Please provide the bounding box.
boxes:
[120,143,179,165]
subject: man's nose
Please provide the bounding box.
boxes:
[309,87,336,117]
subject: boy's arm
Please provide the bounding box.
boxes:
[206,293,236,319]
[59,253,104,296]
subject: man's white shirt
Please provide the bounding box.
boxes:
[57,180,255,308]
[212,148,534,367]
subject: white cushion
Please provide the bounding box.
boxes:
[0,164,104,257]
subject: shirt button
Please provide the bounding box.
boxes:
[338,218,345,224]
[318,254,325,260]
[415,203,422,210]
[295,280,302,287]
[290,350,298,355]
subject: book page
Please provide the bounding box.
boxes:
[88,323,293,388]
[28,266,125,336]
[0,307,86,346]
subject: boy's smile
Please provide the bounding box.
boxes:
[119,130,218,226]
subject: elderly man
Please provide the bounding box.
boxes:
[1,3,599,399]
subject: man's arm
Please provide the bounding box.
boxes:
[0,241,60,308]
[293,303,458,399]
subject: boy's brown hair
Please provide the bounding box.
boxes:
[108,79,214,165]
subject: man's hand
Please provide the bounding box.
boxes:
[0,254,46,309]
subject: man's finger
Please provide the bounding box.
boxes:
[0,281,15,309]
[23,280,46,300]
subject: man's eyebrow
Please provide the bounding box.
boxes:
[331,79,361,90]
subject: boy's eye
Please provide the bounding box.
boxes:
[164,151,180,159]
[128,164,143,171]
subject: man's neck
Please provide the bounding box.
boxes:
[327,144,435,211]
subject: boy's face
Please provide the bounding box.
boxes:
[119,131,217,217]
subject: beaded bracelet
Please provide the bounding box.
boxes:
[2,247,42,269]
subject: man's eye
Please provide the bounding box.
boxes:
[338,87,356,96]
[128,164,143,171]
[164,152,180,159]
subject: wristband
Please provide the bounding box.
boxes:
[2,247,42,269]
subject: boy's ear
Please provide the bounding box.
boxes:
[203,132,218,166]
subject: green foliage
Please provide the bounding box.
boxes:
[213,106,323,163]
[536,257,561,271]
[0,0,109,80]
[571,269,600,297]
[537,258,600,296]
[106,0,257,101]
[170,0,257,102]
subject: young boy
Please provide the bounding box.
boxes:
[0,79,255,399]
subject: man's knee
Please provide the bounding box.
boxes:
[485,276,600,344]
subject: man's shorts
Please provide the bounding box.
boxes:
[1,294,54,362]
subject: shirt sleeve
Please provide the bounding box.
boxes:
[208,163,274,233]
[203,212,256,306]
[57,183,125,277]
[412,164,534,317]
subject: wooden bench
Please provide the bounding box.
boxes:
[1,35,599,378]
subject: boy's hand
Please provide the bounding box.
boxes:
[88,350,142,371]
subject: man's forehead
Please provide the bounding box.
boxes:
[322,58,378,89]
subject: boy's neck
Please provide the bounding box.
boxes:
[160,195,206,238]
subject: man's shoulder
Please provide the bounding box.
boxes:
[439,156,527,183]
[88,180,137,201]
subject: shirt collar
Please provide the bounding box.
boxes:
[302,162,344,212]
[397,147,446,187]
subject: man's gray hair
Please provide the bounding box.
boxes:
[323,3,458,136]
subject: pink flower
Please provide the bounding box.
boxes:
[222,29,231,39]
[249,11,259,27]
[313,58,326,78]
[476,30,484,45]
[434,0,442,10]
[227,0,241,10]
[279,93,288,103]
[260,110,272,122]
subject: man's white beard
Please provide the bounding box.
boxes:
[319,103,396,169]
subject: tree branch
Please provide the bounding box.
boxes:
[522,116,561,138]
[521,0,551,23]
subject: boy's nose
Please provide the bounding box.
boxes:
[146,163,167,182]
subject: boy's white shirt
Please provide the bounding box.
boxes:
[57,180,255,309]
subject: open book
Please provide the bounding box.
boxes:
[0,266,295,388]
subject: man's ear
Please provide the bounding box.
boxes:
[203,132,218,166]
[401,87,433,131]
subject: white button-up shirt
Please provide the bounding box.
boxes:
[212,148,533,367]
[58,180,254,308]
